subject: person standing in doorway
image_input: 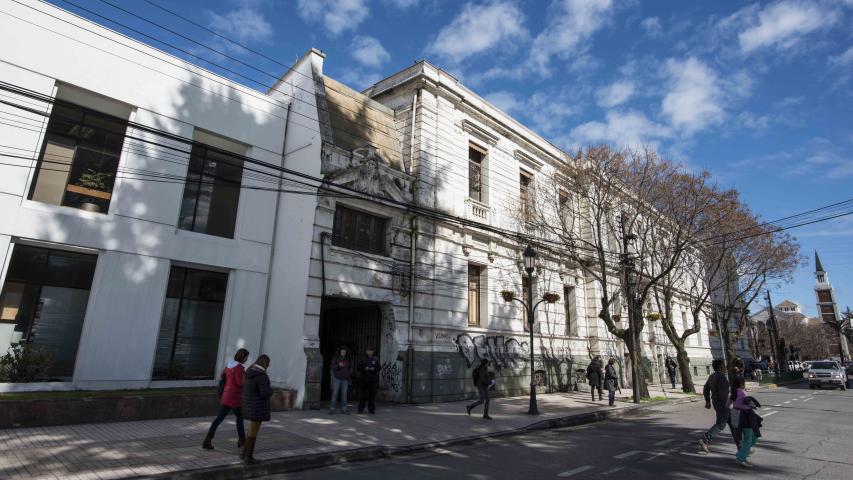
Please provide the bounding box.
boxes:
[699,359,731,454]
[666,357,678,389]
[203,348,249,451]
[241,354,272,465]
[357,346,380,415]
[587,356,603,401]
[604,357,619,406]
[329,346,353,415]
[466,359,492,419]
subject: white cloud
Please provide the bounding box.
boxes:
[427,0,527,64]
[596,80,634,108]
[297,0,369,36]
[567,110,670,150]
[483,90,580,136]
[337,69,383,91]
[736,0,841,54]
[661,57,724,135]
[484,91,522,114]
[209,7,273,44]
[384,0,419,7]
[351,36,390,67]
[641,16,662,38]
[830,46,853,68]
[529,0,615,77]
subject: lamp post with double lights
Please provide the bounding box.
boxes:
[501,245,559,415]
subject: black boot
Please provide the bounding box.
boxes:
[483,408,493,420]
[242,436,257,465]
[466,404,473,416]
[202,435,214,450]
[237,436,245,449]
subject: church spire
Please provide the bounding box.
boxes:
[815,250,824,273]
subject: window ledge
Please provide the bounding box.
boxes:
[327,244,390,261]
[174,227,238,245]
[21,199,110,220]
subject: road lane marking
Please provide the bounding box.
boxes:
[644,451,666,461]
[614,450,642,459]
[772,404,781,407]
[783,401,791,404]
[653,439,675,447]
[602,467,624,475]
[763,411,778,417]
[792,398,799,401]
[557,465,593,477]
[803,397,814,402]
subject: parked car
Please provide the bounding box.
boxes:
[802,361,814,371]
[807,361,848,390]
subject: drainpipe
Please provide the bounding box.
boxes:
[406,215,417,403]
[259,102,292,352]
[320,232,328,298]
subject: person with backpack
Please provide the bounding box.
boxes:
[732,376,763,467]
[203,348,249,451]
[465,359,493,419]
[587,356,603,401]
[699,359,731,453]
[666,357,678,389]
[329,346,353,415]
[241,354,272,465]
[604,357,619,406]
[357,346,381,415]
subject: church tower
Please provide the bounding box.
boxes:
[814,251,849,360]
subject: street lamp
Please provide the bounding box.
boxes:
[501,244,559,415]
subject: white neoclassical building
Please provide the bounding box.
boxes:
[0,0,717,406]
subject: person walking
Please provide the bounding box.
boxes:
[604,357,619,406]
[732,377,762,467]
[699,359,731,454]
[357,346,380,415]
[666,357,678,389]
[465,359,492,419]
[203,348,249,451]
[587,356,603,401]
[329,346,353,414]
[241,354,272,465]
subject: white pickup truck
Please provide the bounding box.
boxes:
[807,360,847,390]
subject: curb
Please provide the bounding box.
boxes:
[137,396,702,480]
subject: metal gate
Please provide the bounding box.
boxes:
[320,300,382,402]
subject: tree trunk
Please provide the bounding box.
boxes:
[676,348,694,393]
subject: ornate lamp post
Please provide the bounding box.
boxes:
[501,245,559,415]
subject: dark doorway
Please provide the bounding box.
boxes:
[319,298,382,402]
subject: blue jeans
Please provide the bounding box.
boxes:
[331,378,349,411]
[703,403,729,444]
[206,405,244,440]
[736,428,756,461]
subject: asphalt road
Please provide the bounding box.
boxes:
[269,382,853,480]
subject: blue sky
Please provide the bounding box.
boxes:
[47,0,853,316]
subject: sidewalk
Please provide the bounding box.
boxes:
[0,388,698,480]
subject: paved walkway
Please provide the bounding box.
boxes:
[0,386,697,480]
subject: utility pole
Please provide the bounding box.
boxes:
[765,290,784,379]
[620,214,641,404]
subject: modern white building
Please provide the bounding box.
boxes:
[0,0,717,406]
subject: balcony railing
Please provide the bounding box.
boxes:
[465,197,491,223]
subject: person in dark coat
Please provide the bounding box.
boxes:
[241,354,272,465]
[604,358,619,406]
[465,359,493,419]
[665,357,678,389]
[357,346,381,415]
[587,356,603,401]
[699,359,731,454]
[203,348,249,451]
[329,346,353,414]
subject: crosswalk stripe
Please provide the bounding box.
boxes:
[557,465,593,477]
[763,411,778,417]
[614,450,642,459]
[653,439,675,446]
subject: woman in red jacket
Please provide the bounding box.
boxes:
[203,348,249,450]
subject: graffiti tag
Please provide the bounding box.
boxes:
[453,334,529,370]
[380,361,402,392]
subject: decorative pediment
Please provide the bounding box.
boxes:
[514,149,544,170]
[325,146,414,203]
[460,119,500,145]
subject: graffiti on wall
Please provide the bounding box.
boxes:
[454,334,529,370]
[380,361,402,392]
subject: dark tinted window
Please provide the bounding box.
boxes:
[178,144,244,238]
[332,205,387,256]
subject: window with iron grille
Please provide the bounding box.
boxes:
[520,170,532,222]
[333,205,388,255]
[564,285,577,336]
[468,144,485,202]
[522,276,530,332]
[468,265,482,326]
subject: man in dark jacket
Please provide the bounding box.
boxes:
[587,356,603,401]
[666,357,678,389]
[465,359,493,419]
[241,355,272,465]
[699,359,730,453]
[357,346,381,415]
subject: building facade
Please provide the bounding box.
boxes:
[0,1,717,405]
[814,251,849,361]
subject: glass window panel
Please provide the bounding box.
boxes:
[178,145,243,238]
[6,245,48,283]
[332,206,387,255]
[29,286,90,379]
[171,299,224,379]
[152,298,180,378]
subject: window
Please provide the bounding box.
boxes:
[332,205,388,255]
[468,144,486,202]
[468,265,482,326]
[817,290,832,303]
[564,285,577,336]
[817,274,826,283]
[0,245,98,380]
[178,143,244,238]
[520,171,533,222]
[522,276,531,332]
[28,102,128,213]
[153,266,228,380]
